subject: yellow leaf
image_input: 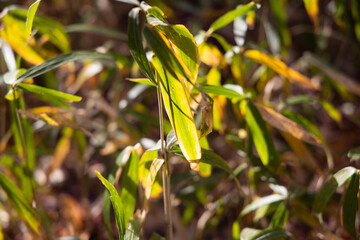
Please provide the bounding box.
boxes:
[199,43,226,68]
[245,50,319,90]
[303,0,319,29]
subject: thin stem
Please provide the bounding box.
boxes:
[156,81,173,240]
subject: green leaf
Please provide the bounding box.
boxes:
[16,51,113,84]
[348,147,360,162]
[153,56,201,161]
[0,174,39,233]
[206,2,256,36]
[119,152,139,234]
[241,194,285,216]
[155,24,199,83]
[17,83,82,102]
[245,101,280,171]
[313,167,357,213]
[66,24,127,40]
[97,171,126,238]
[343,172,359,237]
[320,100,341,123]
[144,25,193,85]
[270,202,289,229]
[26,0,41,35]
[196,84,243,100]
[128,8,156,84]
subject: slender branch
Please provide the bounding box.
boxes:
[156,79,173,240]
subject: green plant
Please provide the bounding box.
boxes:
[1,0,360,239]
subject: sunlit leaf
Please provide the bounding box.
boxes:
[26,0,41,35]
[17,83,81,102]
[16,51,112,84]
[245,50,319,90]
[342,172,359,237]
[320,100,341,123]
[128,8,156,84]
[154,24,199,84]
[145,158,164,199]
[8,8,71,53]
[144,24,193,84]
[115,0,140,5]
[138,150,162,198]
[0,174,40,233]
[127,78,156,86]
[153,56,201,161]
[303,0,319,28]
[250,228,293,240]
[348,147,360,162]
[245,102,280,170]
[206,2,256,36]
[241,194,285,216]
[195,84,243,100]
[198,43,225,68]
[313,167,356,213]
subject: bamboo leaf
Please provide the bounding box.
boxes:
[206,2,256,36]
[128,8,156,84]
[96,171,126,239]
[241,194,285,216]
[0,174,40,234]
[313,167,357,213]
[270,202,289,229]
[144,24,193,84]
[17,83,81,102]
[342,172,359,237]
[127,78,156,86]
[16,51,112,84]
[138,150,162,198]
[124,217,142,240]
[320,100,341,123]
[245,50,319,90]
[145,158,164,199]
[66,24,127,40]
[154,24,199,83]
[303,0,319,28]
[256,104,322,146]
[153,56,201,161]
[26,0,41,35]
[195,84,244,100]
[245,102,280,170]
[250,229,293,240]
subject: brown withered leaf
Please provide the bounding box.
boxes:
[255,103,322,146]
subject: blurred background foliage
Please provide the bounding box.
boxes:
[1,0,360,239]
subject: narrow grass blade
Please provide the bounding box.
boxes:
[313,167,356,213]
[195,84,243,100]
[26,0,41,34]
[270,202,289,229]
